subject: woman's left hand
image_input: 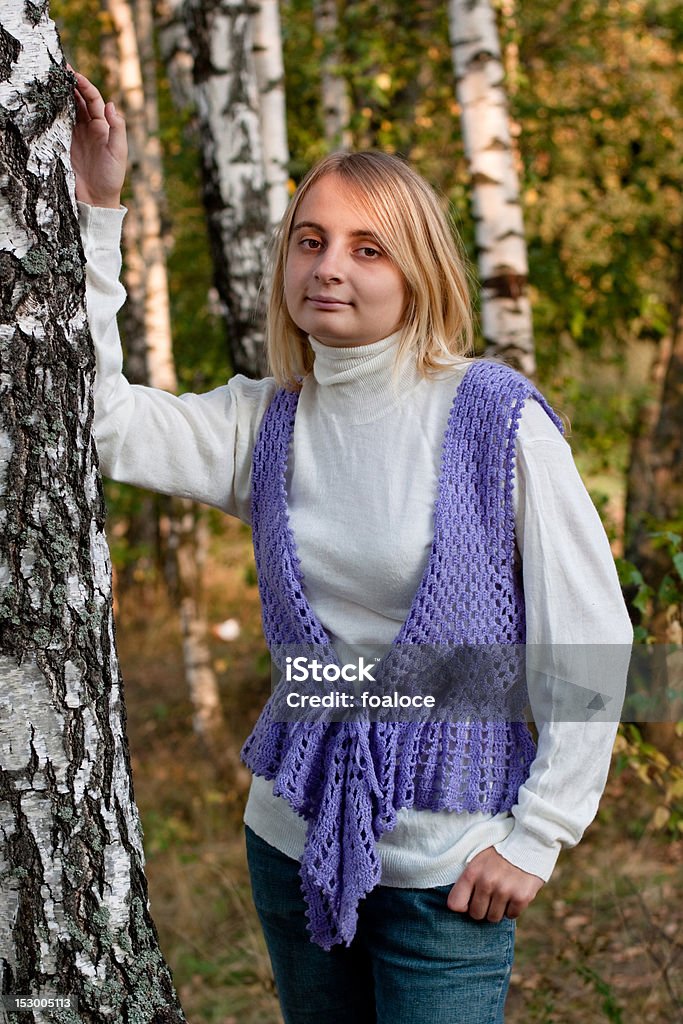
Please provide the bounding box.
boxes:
[447,847,544,923]
[70,69,127,209]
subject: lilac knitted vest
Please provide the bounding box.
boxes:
[241,358,563,949]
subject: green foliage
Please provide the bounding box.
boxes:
[154,68,227,389]
[516,0,683,370]
[614,724,683,837]
[576,965,625,1023]
[282,0,472,241]
[617,530,683,639]
[51,0,104,76]
[615,530,683,840]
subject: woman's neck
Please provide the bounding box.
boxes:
[307,331,422,421]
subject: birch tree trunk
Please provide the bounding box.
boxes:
[0,7,185,1018]
[313,0,353,151]
[183,0,273,378]
[155,0,195,114]
[252,0,290,224]
[448,0,535,375]
[104,0,233,766]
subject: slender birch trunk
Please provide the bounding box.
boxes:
[158,504,238,768]
[155,0,195,114]
[0,8,184,1017]
[252,0,290,225]
[447,0,535,375]
[104,0,232,764]
[183,0,272,378]
[313,0,353,151]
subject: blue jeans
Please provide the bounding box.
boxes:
[245,826,515,1024]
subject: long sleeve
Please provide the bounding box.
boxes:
[493,399,633,879]
[79,202,277,521]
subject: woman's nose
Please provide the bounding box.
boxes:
[314,246,344,282]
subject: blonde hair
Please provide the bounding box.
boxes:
[266,151,474,390]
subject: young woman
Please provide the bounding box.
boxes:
[72,72,632,1024]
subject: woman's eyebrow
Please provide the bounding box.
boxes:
[292,220,325,234]
[292,220,380,240]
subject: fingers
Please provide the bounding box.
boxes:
[446,875,472,914]
[74,88,90,124]
[72,71,106,122]
[103,101,128,162]
[446,847,544,924]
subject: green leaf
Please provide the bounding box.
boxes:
[633,585,654,614]
[658,575,681,607]
[615,558,644,587]
[673,551,683,581]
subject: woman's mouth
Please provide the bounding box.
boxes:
[306,295,351,308]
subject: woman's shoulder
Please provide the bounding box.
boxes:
[209,373,281,420]
[176,374,280,442]
[227,373,280,400]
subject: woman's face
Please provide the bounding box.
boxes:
[284,174,408,348]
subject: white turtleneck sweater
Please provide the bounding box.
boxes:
[81,202,633,888]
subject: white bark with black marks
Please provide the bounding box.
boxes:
[448,0,535,374]
[155,0,195,114]
[252,0,290,225]
[313,0,352,151]
[0,6,185,1019]
[183,0,272,378]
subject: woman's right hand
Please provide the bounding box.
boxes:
[71,70,128,209]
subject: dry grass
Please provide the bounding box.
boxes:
[115,517,683,1024]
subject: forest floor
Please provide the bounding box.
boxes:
[116,517,683,1024]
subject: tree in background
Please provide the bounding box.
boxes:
[0,7,185,1015]
[313,0,353,150]
[182,0,280,378]
[253,0,291,222]
[448,0,535,374]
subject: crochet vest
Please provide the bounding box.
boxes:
[241,359,564,949]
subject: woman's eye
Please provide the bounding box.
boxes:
[358,246,381,258]
[301,238,322,250]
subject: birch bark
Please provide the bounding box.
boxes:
[183,0,272,378]
[313,0,353,151]
[252,0,290,224]
[0,6,184,1018]
[155,0,195,114]
[448,0,535,374]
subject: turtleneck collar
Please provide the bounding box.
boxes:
[306,331,423,423]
